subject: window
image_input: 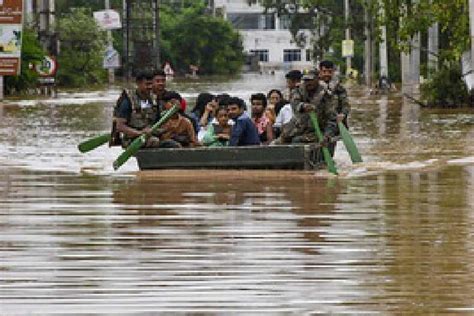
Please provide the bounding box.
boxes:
[306,49,312,62]
[279,14,313,30]
[283,49,301,62]
[228,13,259,29]
[280,15,291,30]
[250,49,269,62]
[227,13,275,30]
[259,14,275,30]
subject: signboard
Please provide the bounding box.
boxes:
[93,10,121,30]
[342,40,354,58]
[103,45,120,69]
[0,0,23,75]
[35,55,57,77]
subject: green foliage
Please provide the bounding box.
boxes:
[257,0,367,71]
[160,2,244,75]
[378,0,469,63]
[5,28,45,94]
[57,8,107,86]
[420,63,469,107]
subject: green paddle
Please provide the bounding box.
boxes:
[309,112,338,175]
[338,122,363,163]
[78,133,111,153]
[113,105,179,170]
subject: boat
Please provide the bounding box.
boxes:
[135,144,324,170]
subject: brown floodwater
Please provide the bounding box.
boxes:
[1,74,474,314]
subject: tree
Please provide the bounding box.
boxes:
[160,2,244,74]
[254,0,366,71]
[5,28,46,94]
[56,8,107,86]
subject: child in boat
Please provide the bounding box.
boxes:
[202,107,232,147]
[159,91,197,147]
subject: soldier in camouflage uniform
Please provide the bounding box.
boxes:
[319,60,350,127]
[279,70,339,149]
[113,70,161,148]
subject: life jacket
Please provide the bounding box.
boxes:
[109,89,157,146]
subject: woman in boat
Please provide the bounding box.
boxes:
[190,92,219,141]
[250,93,274,144]
[202,107,232,147]
[266,89,283,124]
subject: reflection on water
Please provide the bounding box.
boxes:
[1,168,473,314]
[1,74,474,313]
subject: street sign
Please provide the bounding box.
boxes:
[342,40,354,58]
[35,55,57,77]
[93,10,121,30]
[0,0,23,76]
[103,46,120,69]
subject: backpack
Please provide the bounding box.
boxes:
[109,90,130,147]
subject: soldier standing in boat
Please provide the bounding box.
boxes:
[318,60,350,128]
[279,69,338,147]
[152,68,168,116]
[112,70,161,148]
[284,69,303,101]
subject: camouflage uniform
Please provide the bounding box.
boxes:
[280,82,338,144]
[112,89,160,147]
[326,79,350,127]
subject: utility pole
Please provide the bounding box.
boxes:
[364,4,373,87]
[38,0,55,52]
[470,0,474,78]
[427,22,439,77]
[427,0,438,77]
[154,0,161,69]
[379,0,388,79]
[410,0,420,92]
[400,3,410,91]
[0,76,3,102]
[344,0,352,72]
[105,0,115,84]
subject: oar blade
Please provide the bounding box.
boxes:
[338,122,363,163]
[78,133,111,153]
[113,135,145,170]
[322,147,338,175]
[112,105,179,171]
[309,112,338,175]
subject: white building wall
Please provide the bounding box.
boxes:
[214,0,314,70]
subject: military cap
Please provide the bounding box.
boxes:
[302,69,319,80]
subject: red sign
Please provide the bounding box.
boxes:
[0,0,23,76]
[0,57,19,75]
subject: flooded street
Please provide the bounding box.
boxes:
[1,74,474,314]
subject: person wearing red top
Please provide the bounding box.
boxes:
[250,93,273,144]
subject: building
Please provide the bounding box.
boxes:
[214,0,314,71]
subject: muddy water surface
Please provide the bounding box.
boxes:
[1,74,473,314]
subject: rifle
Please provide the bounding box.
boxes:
[113,105,179,170]
[309,112,338,175]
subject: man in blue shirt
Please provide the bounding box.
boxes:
[227,97,260,146]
